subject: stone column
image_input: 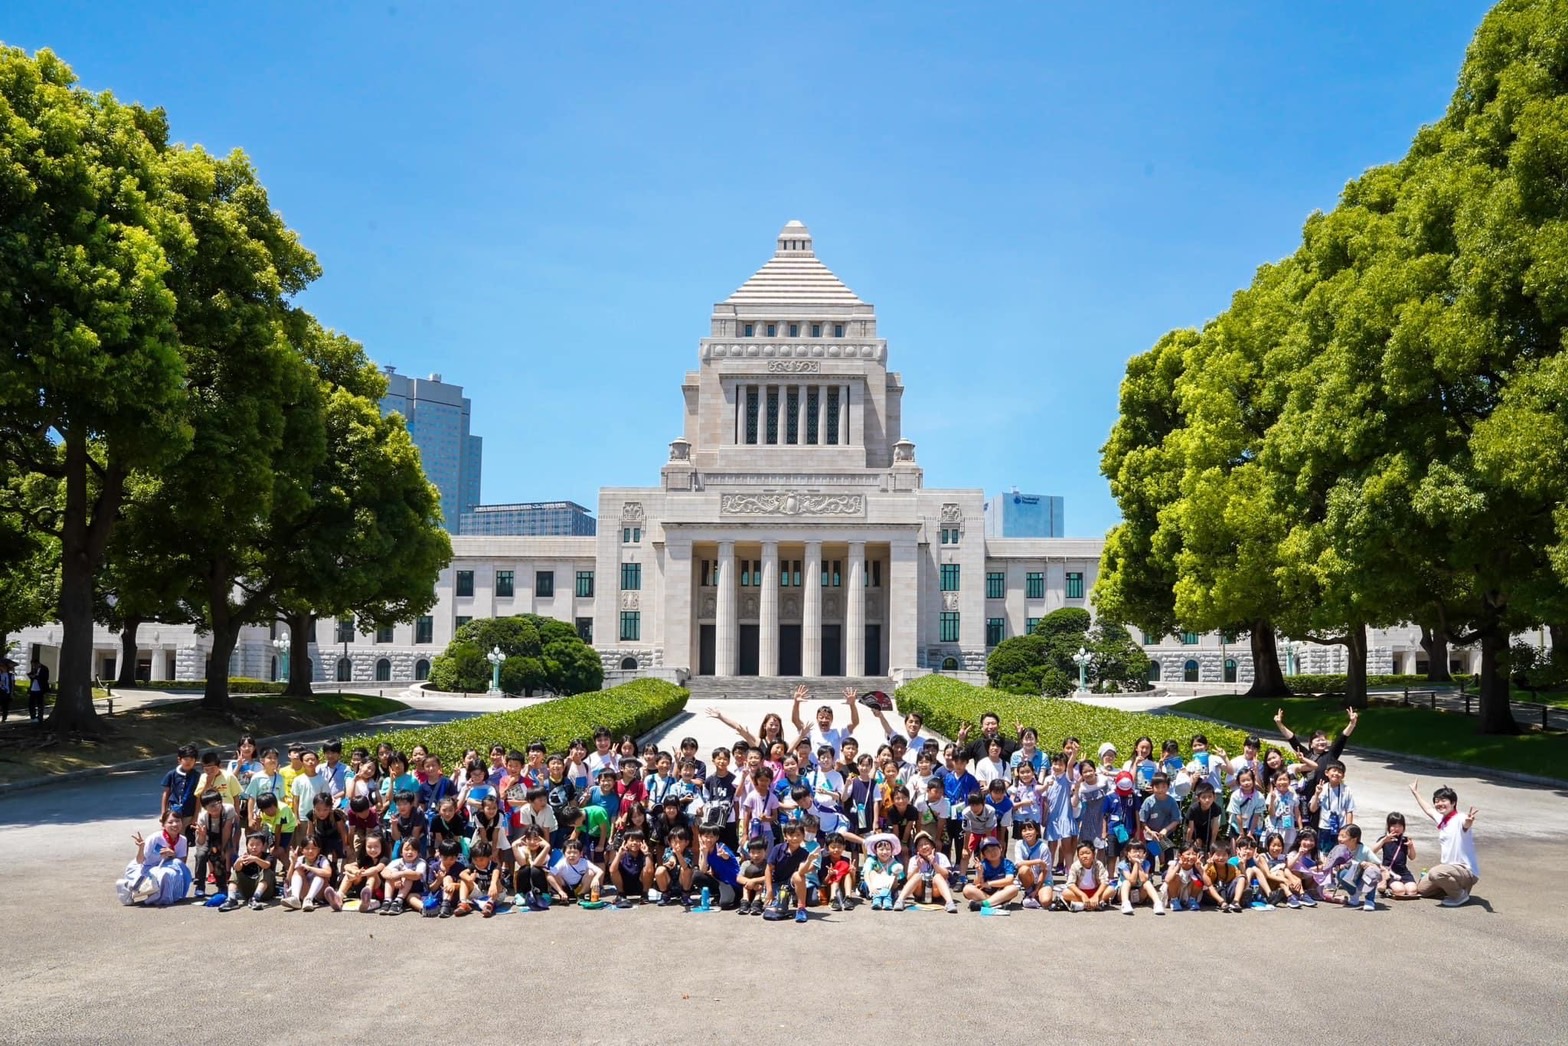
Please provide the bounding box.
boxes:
[759,541,779,676]
[803,541,822,677]
[149,643,165,682]
[716,540,738,676]
[889,534,919,673]
[664,540,694,677]
[846,540,866,676]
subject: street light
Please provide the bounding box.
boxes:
[271,633,290,685]
[485,645,507,696]
[1071,646,1094,694]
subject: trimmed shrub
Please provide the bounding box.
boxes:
[428,614,603,696]
[1284,673,1474,696]
[896,674,1274,762]
[341,679,687,766]
[122,677,287,694]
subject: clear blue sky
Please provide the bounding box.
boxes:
[6,3,1494,537]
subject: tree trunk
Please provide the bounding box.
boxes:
[1344,622,1368,708]
[203,617,240,711]
[115,616,143,689]
[48,428,125,733]
[284,611,314,697]
[1476,614,1521,735]
[1550,624,1566,662]
[1419,624,1452,682]
[1244,621,1290,698]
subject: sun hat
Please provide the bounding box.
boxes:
[1098,742,1118,758]
[863,831,902,856]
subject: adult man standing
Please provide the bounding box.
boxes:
[956,712,1019,766]
[790,684,860,763]
[1407,779,1481,908]
[1275,706,1358,834]
[28,657,49,722]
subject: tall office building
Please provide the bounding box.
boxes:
[379,367,483,533]
[459,501,597,536]
[984,488,1064,537]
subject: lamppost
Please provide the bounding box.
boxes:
[1072,646,1094,695]
[272,634,290,685]
[486,646,507,696]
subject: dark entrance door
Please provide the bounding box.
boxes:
[699,625,716,676]
[864,624,881,676]
[779,625,802,676]
[821,624,843,676]
[738,625,759,676]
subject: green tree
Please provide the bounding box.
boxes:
[987,608,1147,695]
[0,48,189,731]
[429,615,602,696]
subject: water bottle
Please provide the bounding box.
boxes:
[700,886,711,910]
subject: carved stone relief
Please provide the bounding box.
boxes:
[939,503,963,524]
[621,502,646,523]
[721,492,865,517]
[621,592,639,610]
[942,592,960,611]
[701,595,716,617]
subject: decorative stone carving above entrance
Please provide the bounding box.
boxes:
[721,492,866,517]
[766,359,819,373]
[743,595,758,617]
[621,502,645,523]
[701,595,716,617]
[939,503,963,523]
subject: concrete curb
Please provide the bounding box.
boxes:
[0,708,414,797]
[1164,708,1568,790]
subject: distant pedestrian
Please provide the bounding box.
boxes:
[27,657,49,722]
[1407,779,1480,907]
[0,658,14,722]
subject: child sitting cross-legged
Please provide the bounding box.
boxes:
[860,833,904,910]
[1062,842,1113,912]
[894,831,957,913]
[962,837,1022,912]
[1116,839,1164,915]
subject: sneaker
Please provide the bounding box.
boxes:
[1153,899,1166,915]
[794,907,808,923]
[363,898,382,914]
[1438,896,1468,908]
[615,897,633,909]
[830,897,843,912]
[944,900,958,913]
[1121,900,1134,915]
[1300,894,1318,908]
[193,891,207,902]
[749,900,763,915]
[1186,899,1201,911]
[647,889,662,903]
[438,902,454,919]
[281,896,301,911]
[248,898,266,911]
[1069,901,1085,913]
[1455,888,1471,905]
[324,888,343,912]
[736,901,751,915]
[218,898,242,912]
[302,899,316,912]
[1022,897,1042,910]
[538,893,551,909]
[968,899,983,912]
[893,900,907,911]
[1287,895,1301,909]
[1362,898,1376,912]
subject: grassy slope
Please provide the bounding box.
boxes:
[1174,695,1568,781]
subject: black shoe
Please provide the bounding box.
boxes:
[749,900,763,915]
[657,893,673,907]
[969,899,983,912]
[615,896,632,909]
[830,897,842,912]
[438,902,454,919]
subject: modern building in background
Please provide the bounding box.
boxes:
[459,501,597,536]
[379,367,483,533]
[984,489,1064,537]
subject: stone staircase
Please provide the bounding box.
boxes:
[683,676,896,701]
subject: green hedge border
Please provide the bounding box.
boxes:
[341,679,688,765]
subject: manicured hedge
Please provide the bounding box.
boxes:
[340,679,688,765]
[118,677,288,694]
[896,675,1277,763]
[1285,673,1474,695]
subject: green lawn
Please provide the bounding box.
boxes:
[1173,695,1568,781]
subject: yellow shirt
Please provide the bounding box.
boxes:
[198,768,243,805]
[281,765,302,793]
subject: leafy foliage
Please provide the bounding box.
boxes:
[897,675,1270,761]
[343,679,686,767]
[428,615,603,696]
[986,607,1149,695]
[1283,673,1471,696]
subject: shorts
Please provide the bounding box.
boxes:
[1389,868,1416,885]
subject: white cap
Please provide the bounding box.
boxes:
[1098,742,1118,758]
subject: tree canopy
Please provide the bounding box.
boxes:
[986,607,1150,696]
[429,616,603,697]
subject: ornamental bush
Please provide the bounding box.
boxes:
[987,608,1151,695]
[896,674,1271,762]
[120,677,286,694]
[341,678,686,766]
[428,614,603,696]
[1284,673,1473,696]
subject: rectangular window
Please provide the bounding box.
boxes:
[940,528,961,545]
[1065,571,1084,599]
[867,560,882,587]
[940,612,960,643]
[805,387,819,445]
[336,617,355,644]
[788,323,799,337]
[536,571,554,598]
[766,387,779,444]
[576,570,595,598]
[495,570,514,598]
[415,615,433,644]
[456,570,474,598]
[456,615,472,628]
[986,571,1005,599]
[825,387,840,445]
[940,564,961,592]
[740,560,752,587]
[700,560,713,587]
[811,323,822,337]
[745,386,759,445]
[1181,632,1200,645]
[620,611,640,642]
[575,617,593,644]
[986,618,1006,647]
[621,562,642,591]
[1025,571,1045,600]
[375,625,395,644]
[743,322,754,337]
[786,387,799,444]
[832,560,842,587]
[833,323,845,338]
[1026,616,1041,635]
[766,323,777,337]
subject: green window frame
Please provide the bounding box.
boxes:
[985,571,1005,599]
[939,611,960,643]
[619,611,640,642]
[415,615,433,645]
[940,564,960,592]
[495,570,514,598]
[1181,631,1200,645]
[986,617,1005,647]
[1065,571,1084,599]
[621,562,641,591]
[576,571,594,598]
[1025,572,1045,599]
[1026,616,1041,635]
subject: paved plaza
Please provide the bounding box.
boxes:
[0,697,1565,1043]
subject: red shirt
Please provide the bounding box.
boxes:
[617,778,649,806]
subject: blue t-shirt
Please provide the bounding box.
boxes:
[979,857,1017,882]
[705,844,740,886]
[163,766,200,816]
[943,770,978,808]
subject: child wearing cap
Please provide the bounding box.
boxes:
[963,837,1021,911]
[895,831,957,913]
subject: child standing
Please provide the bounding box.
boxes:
[1310,760,1356,855]
[1043,754,1076,875]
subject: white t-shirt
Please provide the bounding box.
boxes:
[974,757,1008,786]
[808,769,845,808]
[807,724,849,761]
[290,771,330,815]
[1318,783,1356,827]
[551,855,593,887]
[1432,810,1480,878]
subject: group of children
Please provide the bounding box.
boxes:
[116,689,1483,920]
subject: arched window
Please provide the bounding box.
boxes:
[375,658,392,682]
[1146,662,1161,683]
[620,656,638,671]
[1224,658,1238,683]
[1184,659,1200,683]
[941,656,959,671]
[336,658,352,682]
[414,659,430,681]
